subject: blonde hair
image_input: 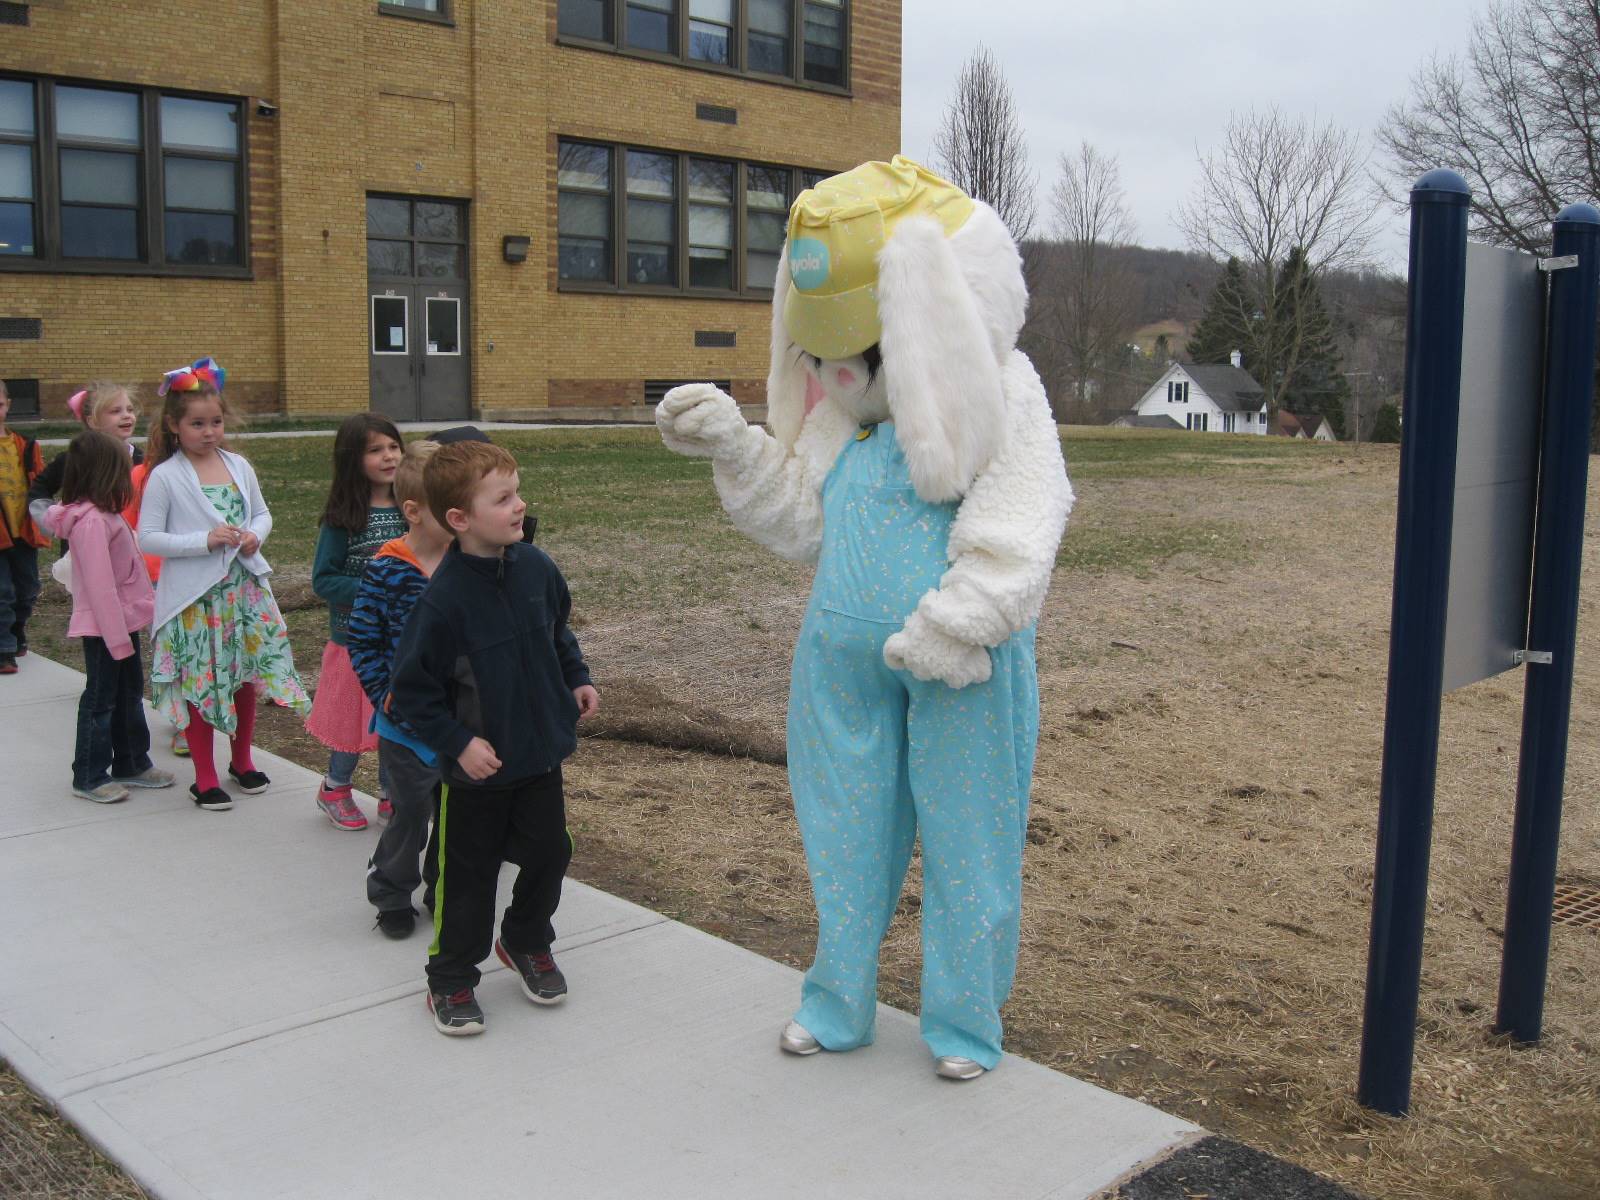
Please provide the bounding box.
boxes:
[146,384,233,468]
[424,441,517,529]
[79,380,136,429]
[394,438,440,511]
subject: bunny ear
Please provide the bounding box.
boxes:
[765,249,811,451]
[876,215,1005,502]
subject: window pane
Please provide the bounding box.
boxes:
[0,144,32,200]
[559,0,611,39]
[414,201,462,240]
[689,0,732,17]
[165,156,235,210]
[689,204,731,247]
[386,0,441,9]
[746,166,788,211]
[61,149,139,205]
[367,196,410,237]
[416,242,464,278]
[688,158,732,203]
[426,298,461,354]
[688,21,730,63]
[61,206,139,259]
[367,239,413,275]
[560,237,610,282]
[747,210,786,251]
[801,169,827,190]
[372,296,408,353]
[0,201,34,256]
[56,87,140,146]
[689,248,732,290]
[558,141,610,191]
[160,96,239,153]
[626,150,675,199]
[625,2,675,53]
[747,31,789,74]
[626,243,674,285]
[749,0,789,31]
[0,80,33,137]
[165,211,237,264]
[627,197,673,243]
[558,191,609,238]
[803,1,844,84]
[746,249,779,289]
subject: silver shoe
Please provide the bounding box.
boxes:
[934,1056,986,1081]
[779,1020,821,1056]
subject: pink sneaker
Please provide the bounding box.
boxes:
[315,781,367,831]
[377,795,394,825]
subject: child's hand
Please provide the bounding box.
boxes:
[458,737,501,780]
[237,530,260,555]
[574,685,599,721]
[206,524,241,551]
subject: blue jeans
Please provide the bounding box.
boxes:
[73,634,154,789]
[327,749,388,795]
[0,543,40,655]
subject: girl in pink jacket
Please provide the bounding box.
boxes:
[48,432,175,804]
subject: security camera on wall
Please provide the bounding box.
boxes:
[255,99,278,118]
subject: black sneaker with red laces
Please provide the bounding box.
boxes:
[495,939,567,1005]
[427,986,485,1036]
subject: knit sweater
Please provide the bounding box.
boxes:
[311,506,405,645]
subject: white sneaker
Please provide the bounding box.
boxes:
[73,781,130,804]
[117,767,176,789]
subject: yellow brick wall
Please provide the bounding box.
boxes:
[1,0,902,420]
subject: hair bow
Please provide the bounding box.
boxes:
[157,356,226,397]
[67,390,89,422]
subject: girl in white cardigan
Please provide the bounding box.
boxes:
[137,359,309,812]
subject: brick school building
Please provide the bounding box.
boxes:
[0,0,899,422]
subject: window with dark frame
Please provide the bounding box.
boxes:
[0,73,248,274]
[0,79,35,257]
[379,0,448,15]
[560,0,848,91]
[557,137,830,297]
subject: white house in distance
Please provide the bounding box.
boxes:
[1124,353,1268,435]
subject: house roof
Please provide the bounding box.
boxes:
[1180,363,1264,411]
[1275,411,1306,436]
[1115,413,1185,429]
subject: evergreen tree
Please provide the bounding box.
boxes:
[1370,403,1402,443]
[1273,248,1350,439]
[1186,257,1254,368]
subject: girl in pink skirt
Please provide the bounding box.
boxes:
[307,414,404,830]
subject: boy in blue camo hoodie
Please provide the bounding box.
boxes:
[346,440,450,938]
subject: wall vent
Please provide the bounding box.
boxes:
[644,379,731,404]
[0,318,42,340]
[0,3,27,26]
[695,102,737,125]
[694,330,736,348]
[2,379,40,418]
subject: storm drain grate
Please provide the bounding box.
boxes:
[1552,884,1600,929]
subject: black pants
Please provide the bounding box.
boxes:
[426,767,570,993]
[73,634,153,789]
[0,544,39,655]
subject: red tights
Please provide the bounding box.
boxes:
[184,682,259,792]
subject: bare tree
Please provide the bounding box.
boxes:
[1176,107,1379,423]
[932,46,1037,241]
[1030,143,1140,420]
[1379,0,1600,254]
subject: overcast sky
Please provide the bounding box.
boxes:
[901,0,1481,271]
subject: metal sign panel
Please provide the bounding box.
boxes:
[1442,243,1544,691]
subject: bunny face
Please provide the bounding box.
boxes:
[799,345,889,428]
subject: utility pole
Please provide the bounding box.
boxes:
[1345,370,1372,449]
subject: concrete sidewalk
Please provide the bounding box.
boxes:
[1,653,1199,1200]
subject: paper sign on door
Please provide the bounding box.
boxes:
[389,327,404,348]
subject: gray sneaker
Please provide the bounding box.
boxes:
[428,987,486,1036]
[494,939,567,1005]
[72,781,130,804]
[117,767,176,789]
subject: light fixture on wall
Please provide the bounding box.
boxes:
[502,235,530,264]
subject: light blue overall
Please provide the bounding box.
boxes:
[788,421,1040,1068]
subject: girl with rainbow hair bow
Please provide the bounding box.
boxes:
[139,357,310,812]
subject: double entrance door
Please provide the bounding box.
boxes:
[367,194,470,421]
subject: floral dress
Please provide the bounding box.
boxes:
[151,484,310,734]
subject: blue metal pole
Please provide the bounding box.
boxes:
[1495,202,1600,1042]
[1357,169,1471,1116]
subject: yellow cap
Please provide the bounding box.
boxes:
[782,156,974,361]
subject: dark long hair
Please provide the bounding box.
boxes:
[61,430,133,514]
[321,413,403,533]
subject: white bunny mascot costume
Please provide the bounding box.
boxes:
[657,156,1072,1079]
